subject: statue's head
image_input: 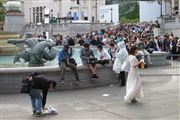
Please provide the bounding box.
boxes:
[24,32,33,39]
[46,39,55,47]
[5,1,22,13]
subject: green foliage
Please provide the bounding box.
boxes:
[120,17,139,23]
[0,2,5,22]
[0,10,5,21]
[119,2,139,23]
[0,31,18,35]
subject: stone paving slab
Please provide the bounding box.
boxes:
[0,76,179,120]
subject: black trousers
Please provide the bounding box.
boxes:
[119,71,126,86]
[97,59,109,65]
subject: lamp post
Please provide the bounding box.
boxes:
[157,0,163,17]
[110,8,113,23]
[29,8,31,23]
[160,1,162,17]
[70,7,72,23]
[35,13,37,25]
[50,9,53,21]
[34,13,37,31]
[95,0,97,22]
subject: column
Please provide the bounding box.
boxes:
[29,8,31,23]
[179,0,180,15]
[172,0,175,15]
[59,0,62,18]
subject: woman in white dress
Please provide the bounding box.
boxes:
[123,46,144,103]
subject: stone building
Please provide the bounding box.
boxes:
[158,0,180,37]
[16,0,105,24]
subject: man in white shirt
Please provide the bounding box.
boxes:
[97,44,111,66]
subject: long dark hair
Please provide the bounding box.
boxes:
[83,42,90,48]
[129,46,137,55]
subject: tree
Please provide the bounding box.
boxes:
[0,2,5,22]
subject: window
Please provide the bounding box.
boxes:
[33,6,44,24]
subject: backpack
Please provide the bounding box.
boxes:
[20,78,32,93]
[69,58,77,66]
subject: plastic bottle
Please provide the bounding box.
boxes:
[140,59,144,69]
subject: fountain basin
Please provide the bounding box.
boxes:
[0,45,171,94]
[0,65,118,94]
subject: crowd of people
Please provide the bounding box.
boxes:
[31,22,180,59]
[22,21,180,117]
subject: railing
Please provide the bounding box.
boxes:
[23,22,113,35]
[158,15,180,37]
[139,54,180,76]
[164,17,176,23]
[160,15,180,23]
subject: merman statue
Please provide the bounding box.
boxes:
[8,35,57,67]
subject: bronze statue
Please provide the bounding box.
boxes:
[8,35,57,67]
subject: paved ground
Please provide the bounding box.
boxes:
[0,76,179,120]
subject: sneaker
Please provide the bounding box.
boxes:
[94,74,99,79]
[76,80,81,83]
[32,110,36,116]
[34,112,46,117]
[120,84,125,86]
[91,74,96,78]
[131,98,138,103]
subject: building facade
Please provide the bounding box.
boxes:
[157,0,180,37]
[18,0,105,24]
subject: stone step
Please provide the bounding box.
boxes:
[0,65,119,94]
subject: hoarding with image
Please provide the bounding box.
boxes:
[139,1,167,22]
[99,4,119,25]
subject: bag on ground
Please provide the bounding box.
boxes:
[44,106,58,115]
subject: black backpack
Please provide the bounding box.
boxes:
[20,78,32,93]
[69,58,77,66]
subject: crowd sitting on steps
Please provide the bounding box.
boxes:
[32,22,180,60]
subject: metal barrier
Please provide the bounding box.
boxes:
[139,54,180,76]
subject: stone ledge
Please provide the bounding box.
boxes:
[0,65,119,94]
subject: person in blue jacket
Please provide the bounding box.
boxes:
[58,45,79,81]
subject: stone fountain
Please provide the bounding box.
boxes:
[7,33,57,67]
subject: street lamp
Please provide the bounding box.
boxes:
[29,8,31,23]
[34,13,37,32]
[50,9,53,21]
[69,7,72,23]
[110,8,113,23]
[35,13,37,25]
[95,0,97,22]
[157,0,163,17]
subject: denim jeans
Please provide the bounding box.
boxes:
[29,88,43,113]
